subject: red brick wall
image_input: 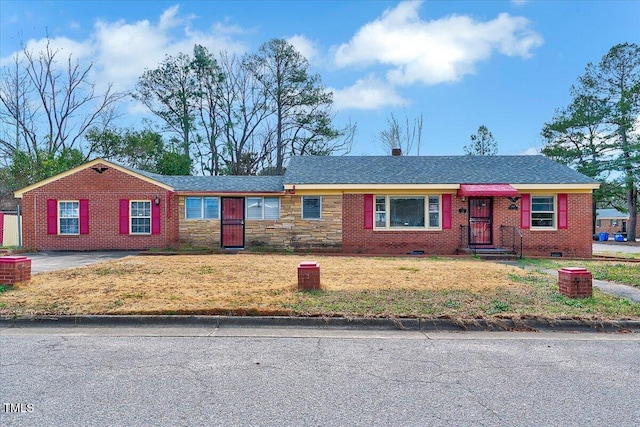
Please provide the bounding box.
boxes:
[20,164,179,251]
[596,215,640,240]
[342,192,593,257]
[518,193,593,258]
[342,194,460,255]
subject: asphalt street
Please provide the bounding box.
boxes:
[1,327,639,427]
[593,241,640,254]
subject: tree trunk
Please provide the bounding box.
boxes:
[627,187,638,241]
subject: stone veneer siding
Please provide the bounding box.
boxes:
[178,194,342,250]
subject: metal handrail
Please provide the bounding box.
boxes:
[499,225,523,259]
[459,225,477,255]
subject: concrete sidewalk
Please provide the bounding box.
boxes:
[517,264,640,303]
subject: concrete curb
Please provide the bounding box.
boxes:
[1,315,639,333]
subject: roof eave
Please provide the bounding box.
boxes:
[13,158,175,198]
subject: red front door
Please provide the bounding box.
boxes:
[221,197,245,249]
[469,197,492,245]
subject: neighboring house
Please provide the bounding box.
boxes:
[596,208,639,239]
[13,155,599,257]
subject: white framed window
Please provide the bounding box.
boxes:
[130,200,151,234]
[59,201,79,235]
[531,196,555,229]
[302,196,321,219]
[185,197,219,220]
[247,197,280,220]
[374,195,441,230]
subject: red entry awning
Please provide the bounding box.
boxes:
[457,184,519,197]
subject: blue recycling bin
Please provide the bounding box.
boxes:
[614,233,625,242]
[599,232,609,241]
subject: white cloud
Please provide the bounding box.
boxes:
[1,5,248,101]
[334,0,543,86]
[330,74,407,111]
[521,147,539,155]
[0,36,94,68]
[287,34,318,62]
[158,5,182,32]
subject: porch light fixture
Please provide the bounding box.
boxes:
[154,195,160,206]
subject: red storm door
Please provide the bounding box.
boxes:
[469,197,493,246]
[221,197,245,249]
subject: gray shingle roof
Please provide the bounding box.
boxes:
[283,155,599,185]
[130,155,597,192]
[596,209,628,219]
[138,170,285,193]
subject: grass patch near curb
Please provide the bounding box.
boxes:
[523,258,640,288]
[2,254,638,320]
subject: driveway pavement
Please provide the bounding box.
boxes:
[593,241,640,254]
[24,251,136,273]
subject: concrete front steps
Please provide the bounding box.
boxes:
[457,246,519,260]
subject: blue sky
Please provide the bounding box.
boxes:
[1,0,639,157]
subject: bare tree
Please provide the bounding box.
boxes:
[378,111,424,155]
[0,36,124,188]
[215,51,273,175]
[245,39,348,174]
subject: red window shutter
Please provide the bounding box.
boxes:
[364,194,373,229]
[119,199,129,234]
[79,199,89,235]
[521,194,530,229]
[47,199,57,235]
[442,194,452,229]
[558,194,568,229]
[152,201,161,235]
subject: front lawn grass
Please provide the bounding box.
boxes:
[1,254,639,320]
[523,258,640,288]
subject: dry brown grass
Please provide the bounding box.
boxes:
[0,253,533,316]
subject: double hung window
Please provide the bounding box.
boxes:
[531,196,555,228]
[58,201,79,235]
[130,201,151,234]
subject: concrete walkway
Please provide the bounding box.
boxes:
[540,268,640,303]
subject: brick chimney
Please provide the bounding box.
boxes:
[391,148,402,156]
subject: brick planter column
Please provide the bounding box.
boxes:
[298,261,320,291]
[0,256,32,286]
[558,267,592,298]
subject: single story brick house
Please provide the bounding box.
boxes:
[596,208,640,240]
[13,155,599,257]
